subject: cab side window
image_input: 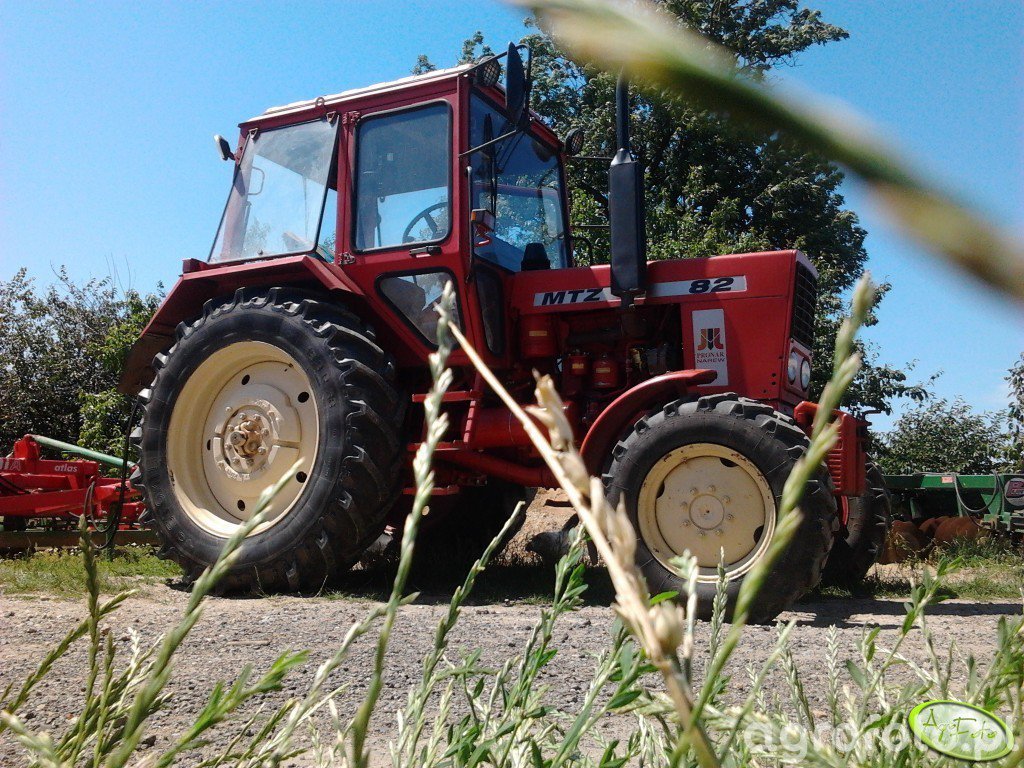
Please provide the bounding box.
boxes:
[354,103,451,251]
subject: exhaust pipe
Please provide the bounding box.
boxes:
[608,74,647,307]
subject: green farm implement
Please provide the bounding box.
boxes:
[884,472,1024,533]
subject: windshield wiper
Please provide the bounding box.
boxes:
[495,130,526,174]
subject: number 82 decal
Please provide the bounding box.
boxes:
[689,277,735,294]
[649,276,748,298]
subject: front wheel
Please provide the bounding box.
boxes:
[605,394,837,623]
[134,289,405,592]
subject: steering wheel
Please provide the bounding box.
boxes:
[402,202,449,244]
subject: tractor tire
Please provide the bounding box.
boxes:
[133,288,405,593]
[416,482,533,570]
[820,460,891,587]
[604,393,837,624]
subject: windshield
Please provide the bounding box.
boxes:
[210,119,338,263]
[469,94,568,271]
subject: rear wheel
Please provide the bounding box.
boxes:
[134,288,404,592]
[605,394,837,623]
[821,460,891,586]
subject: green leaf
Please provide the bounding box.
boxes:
[650,590,679,605]
[845,660,868,689]
[608,689,643,710]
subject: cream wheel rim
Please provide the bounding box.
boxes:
[166,341,319,538]
[637,443,775,583]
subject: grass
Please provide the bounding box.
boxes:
[0,543,601,605]
[3,531,1019,604]
[814,535,1024,601]
[0,546,181,596]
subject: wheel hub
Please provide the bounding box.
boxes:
[688,491,726,531]
[220,405,276,479]
[637,443,776,582]
[166,341,319,538]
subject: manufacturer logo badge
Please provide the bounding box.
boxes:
[697,328,724,351]
[692,308,728,385]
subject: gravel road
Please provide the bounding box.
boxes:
[1,498,1020,765]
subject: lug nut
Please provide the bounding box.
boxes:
[707,485,716,493]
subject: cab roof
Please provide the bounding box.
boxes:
[250,63,475,123]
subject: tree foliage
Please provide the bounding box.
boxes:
[1005,352,1024,470]
[421,0,932,413]
[876,398,1013,475]
[0,269,160,454]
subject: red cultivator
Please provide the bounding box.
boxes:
[0,435,151,549]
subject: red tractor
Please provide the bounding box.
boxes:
[120,47,888,621]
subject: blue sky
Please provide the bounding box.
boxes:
[1,1,1020,431]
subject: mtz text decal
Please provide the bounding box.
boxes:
[534,287,614,306]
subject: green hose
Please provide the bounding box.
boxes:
[29,435,129,470]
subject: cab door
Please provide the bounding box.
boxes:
[339,95,489,366]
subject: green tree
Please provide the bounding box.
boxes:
[411,54,436,75]
[877,398,1012,475]
[426,1,932,413]
[0,269,160,454]
[1005,352,1024,470]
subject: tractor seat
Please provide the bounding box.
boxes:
[521,242,550,271]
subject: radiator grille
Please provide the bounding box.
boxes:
[791,263,818,348]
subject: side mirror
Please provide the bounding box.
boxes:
[470,208,496,247]
[608,76,646,306]
[214,134,235,162]
[504,43,530,128]
[609,152,646,303]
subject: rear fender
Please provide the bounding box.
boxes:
[118,256,362,394]
[579,370,717,475]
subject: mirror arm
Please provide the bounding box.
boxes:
[459,126,523,159]
[477,43,529,64]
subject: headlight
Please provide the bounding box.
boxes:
[787,352,799,383]
[800,358,812,390]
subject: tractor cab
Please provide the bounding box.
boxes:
[196,48,577,372]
